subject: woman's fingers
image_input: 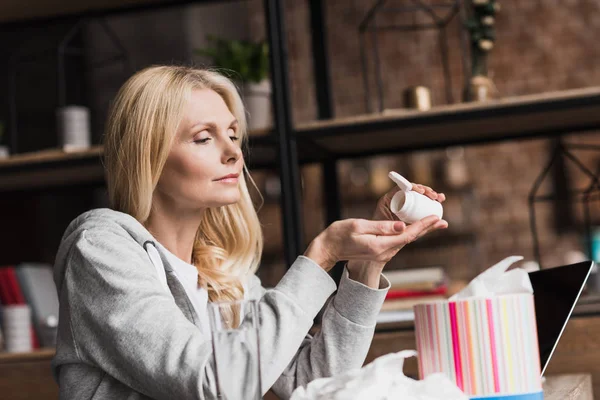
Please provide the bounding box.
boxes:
[321,215,447,265]
[401,215,445,243]
[375,215,442,250]
[353,219,406,236]
[412,183,445,203]
[413,218,448,241]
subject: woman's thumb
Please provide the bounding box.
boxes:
[365,220,406,235]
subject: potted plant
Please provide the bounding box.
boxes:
[196,35,271,132]
[464,0,500,101]
[0,121,9,159]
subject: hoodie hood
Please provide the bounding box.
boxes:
[53,208,155,293]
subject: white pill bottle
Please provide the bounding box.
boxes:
[388,171,443,224]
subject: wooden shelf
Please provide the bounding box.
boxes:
[3,87,600,192]
[0,0,234,26]
[0,146,105,192]
[375,293,600,332]
[0,135,277,192]
[296,86,600,159]
[0,146,103,168]
[0,348,55,364]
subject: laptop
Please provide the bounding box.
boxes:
[528,261,595,376]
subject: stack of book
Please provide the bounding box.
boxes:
[0,264,59,351]
[377,266,448,324]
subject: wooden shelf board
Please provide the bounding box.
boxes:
[375,293,600,332]
[0,146,103,169]
[296,86,600,158]
[0,348,55,364]
[0,0,235,25]
[0,134,276,192]
[1,87,600,191]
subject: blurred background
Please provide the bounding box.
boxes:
[1,0,600,397]
[1,0,598,286]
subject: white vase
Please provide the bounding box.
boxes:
[0,145,9,159]
[56,105,91,152]
[243,79,272,133]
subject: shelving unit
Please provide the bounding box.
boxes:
[298,86,600,159]
[2,0,600,275]
[4,85,599,192]
[0,0,234,26]
[0,134,278,192]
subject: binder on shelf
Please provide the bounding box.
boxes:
[0,266,42,349]
[0,267,16,304]
[16,263,59,348]
[4,267,26,304]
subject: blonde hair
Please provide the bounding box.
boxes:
[104,65,263,305]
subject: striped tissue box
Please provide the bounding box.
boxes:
[414,294,543,399]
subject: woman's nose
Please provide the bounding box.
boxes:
[223,139,242,164]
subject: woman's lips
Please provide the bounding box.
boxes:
[216,177,238,183]
[215,174,239,183]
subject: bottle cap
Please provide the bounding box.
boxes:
[388,171,413,192]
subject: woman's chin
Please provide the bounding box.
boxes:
[214,192,241,207]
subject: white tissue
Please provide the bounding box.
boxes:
[290,350,468,400]
[449,256,533,300]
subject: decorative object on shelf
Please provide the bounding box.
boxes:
[529,140,600,271]
[1,304,33,353]
[196,36,271,132]
[0,121,9,159]
[358,0,469,113]
[403,86,432,111]
[443,146,470,189]
[591,228,600,264]
[7,18,131,155]
[369,157,395,197]
[463,0,499,101]
[56,106,91,152]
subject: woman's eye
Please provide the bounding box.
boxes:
[230,136,239,142]
[194,137,211,144]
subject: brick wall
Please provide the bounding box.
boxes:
[249,0,600,284]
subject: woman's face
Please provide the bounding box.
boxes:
[156,88,244,211]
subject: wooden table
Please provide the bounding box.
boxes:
[544,374,593,400]
[0,348,593,400]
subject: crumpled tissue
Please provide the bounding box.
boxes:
[449,255,533,300]
[290,350,468,400]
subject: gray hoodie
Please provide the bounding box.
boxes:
[51,208,389,400]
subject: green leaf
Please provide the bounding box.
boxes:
[195,35,270,83]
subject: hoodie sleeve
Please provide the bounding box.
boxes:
[254,265,389,399]
[61,225,336,400]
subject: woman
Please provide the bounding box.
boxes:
[51,66,447,400]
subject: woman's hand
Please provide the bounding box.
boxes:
[372,183,446,221]
[304,215,447,273]
[342,183,448,287]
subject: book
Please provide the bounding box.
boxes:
[380,295,446,312]
[385,284,448,300]
[16,264,59,348]
[0,268,14,304]
[4,267,26,304]
[383,266,446,290]
[376,309,415,324]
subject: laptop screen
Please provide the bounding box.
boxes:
[528,261,594,375]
